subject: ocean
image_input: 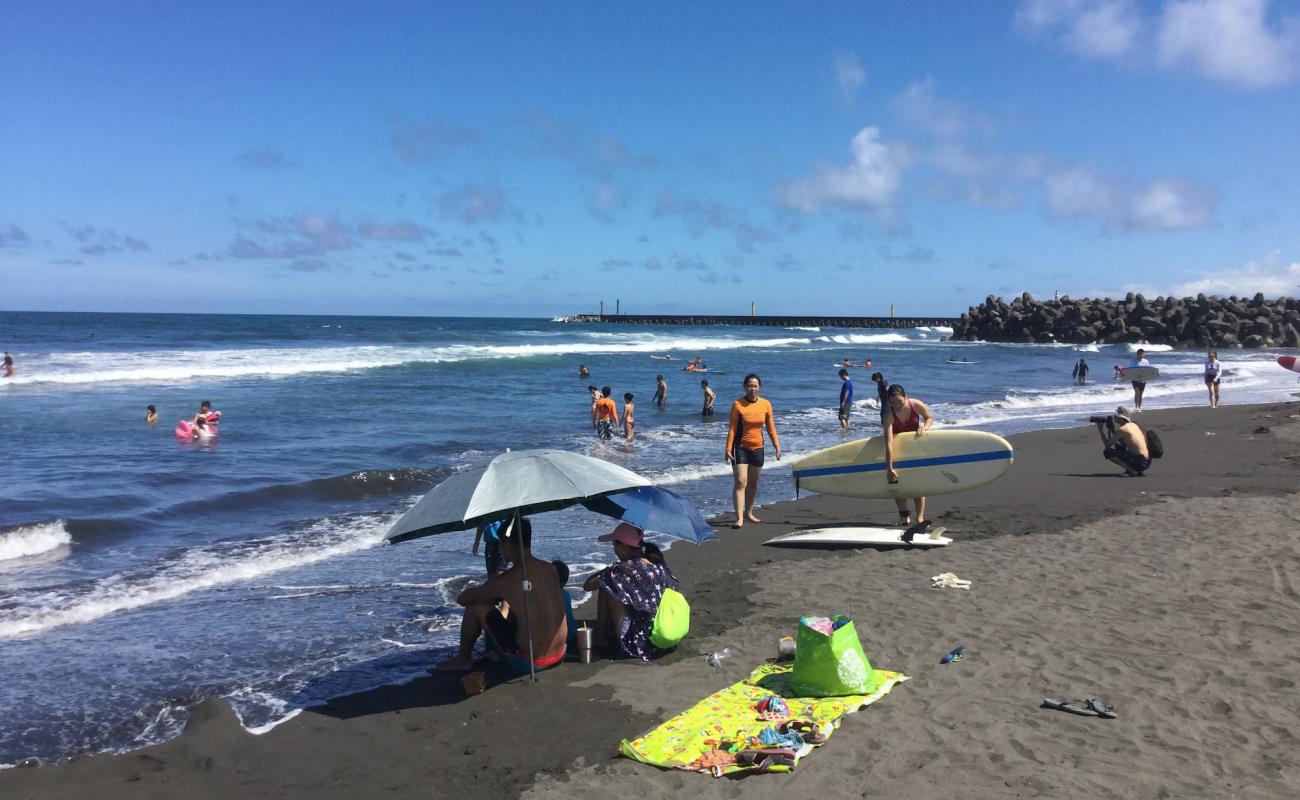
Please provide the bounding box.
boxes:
[0,311,1294,765]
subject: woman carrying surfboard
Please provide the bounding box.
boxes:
[725,373,780,529]
[883,384,933,527]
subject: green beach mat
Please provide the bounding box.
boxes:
[619,662,908,777]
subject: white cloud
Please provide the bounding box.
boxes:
[1126,178,1216,230]
[1015,0,1141,58]
[896,80,993,138]
[1169,249,1300,296]
[1045,166,1118,217]
[1041,167,1217,230]
[774,127,908,213]
[1017,0,1298,87]
[1157,0,1299,88]
[833,53,866,97]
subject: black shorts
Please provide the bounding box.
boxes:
[1104,444,1151,474]
[732,446,765,467]
[1131,381,1147,390]
[702,405,715,417]
[484,607,518,655]
[1204,376,1220,385]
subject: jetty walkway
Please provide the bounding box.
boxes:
[559,314,960,328]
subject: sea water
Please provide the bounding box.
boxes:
[0,311,1294,764]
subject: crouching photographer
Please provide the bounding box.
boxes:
[1091,406,1151,477]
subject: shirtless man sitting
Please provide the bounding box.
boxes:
[437,517,568,674]
[1096,406,1150,476]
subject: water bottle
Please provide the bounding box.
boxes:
[705,647,731,667]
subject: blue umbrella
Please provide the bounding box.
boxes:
[582,486,716,543]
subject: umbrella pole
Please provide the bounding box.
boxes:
[514,509,537,683]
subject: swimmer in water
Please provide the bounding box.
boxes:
[146,405,158,425]
[701,379,715,417]
[653,375,667,408]
[2,351,13,377]
[623,392,635,440]
[579,364,590,377]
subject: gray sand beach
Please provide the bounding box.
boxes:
[4,402,1299,800]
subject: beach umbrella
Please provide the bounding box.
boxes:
[385,448,655,682]
[386,448,651,544]
[581,486,716,544]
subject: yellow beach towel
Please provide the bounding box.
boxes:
[619,662,908,777]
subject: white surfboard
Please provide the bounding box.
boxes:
[1119,366,1159,381]
[792,429,1013,500]
[764,526,951,548]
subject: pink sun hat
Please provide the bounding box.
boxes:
[597,522,644,547]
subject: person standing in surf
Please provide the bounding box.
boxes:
[622,392,636,440]
[593,386,620,440]
[1129,348,1150,411]
[883,384,934,528]
[653,374,667,408]
[725,373,780,529]
[2,351,13,377]
[871,372,889,426]
[838,368,854,430]
[1204,350,1222,408]
[700,378,715,417]
[1072,358,1089,384]
[588,385,601,429]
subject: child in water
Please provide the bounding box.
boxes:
[146,405,158,424]
[623,392,635,440]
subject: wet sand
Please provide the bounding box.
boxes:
[4,401,1299,800]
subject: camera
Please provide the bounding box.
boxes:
[1089,415,1113,425]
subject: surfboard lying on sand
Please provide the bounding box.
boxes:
[792,429,1014,500]
[1279,355,1300,374]
[764,525,951,548]
[1119,366,1159,381]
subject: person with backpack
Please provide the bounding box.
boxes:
[1095,406,1153,477]
[583,523,685,660]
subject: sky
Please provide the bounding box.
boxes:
[2,0,1299,317]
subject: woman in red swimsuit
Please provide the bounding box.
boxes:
[883,384,933,527]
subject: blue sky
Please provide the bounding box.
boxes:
[2,0,1298,316]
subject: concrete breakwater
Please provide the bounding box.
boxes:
[954,292,1300,348]
[560,314,961,328]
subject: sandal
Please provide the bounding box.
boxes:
[736,747,797,773]
[778,720,827,745]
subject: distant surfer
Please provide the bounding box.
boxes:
[701,379,715,417]
[3,351,13,377]
[1072,358,1089,384]
[882,384,933,527]
[653,375,667,408]
[725,373,780,529]
[622,392,635,440]
[1129,349,1150,411]
[1204,350,1222,408]
[593,386,620,440]
[842,358,854,368]
[145,405,158,425]
[838,368,854,430]
[579,364,590,378]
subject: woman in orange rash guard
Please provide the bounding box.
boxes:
[724,373,780,528]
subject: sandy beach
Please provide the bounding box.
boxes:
[3,401,1299,800]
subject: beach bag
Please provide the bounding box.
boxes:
[791,615,879,697]
[1146,429,1164,459]
[649,588,690,649]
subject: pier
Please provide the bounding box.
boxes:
[559,314,960,328]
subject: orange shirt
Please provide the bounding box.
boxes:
[726,397,778,451]
[595,396,618,421]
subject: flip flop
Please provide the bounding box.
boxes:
[736,748,797,772]
[1086,697,1118,719]
[778,720,828,745]
[1042,698,1098,716]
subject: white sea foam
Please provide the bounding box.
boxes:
[815,333,912,345]
[0,513,396,639]
[787,326,821,332]
[0,521,72,562]
[7,335,817,387]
